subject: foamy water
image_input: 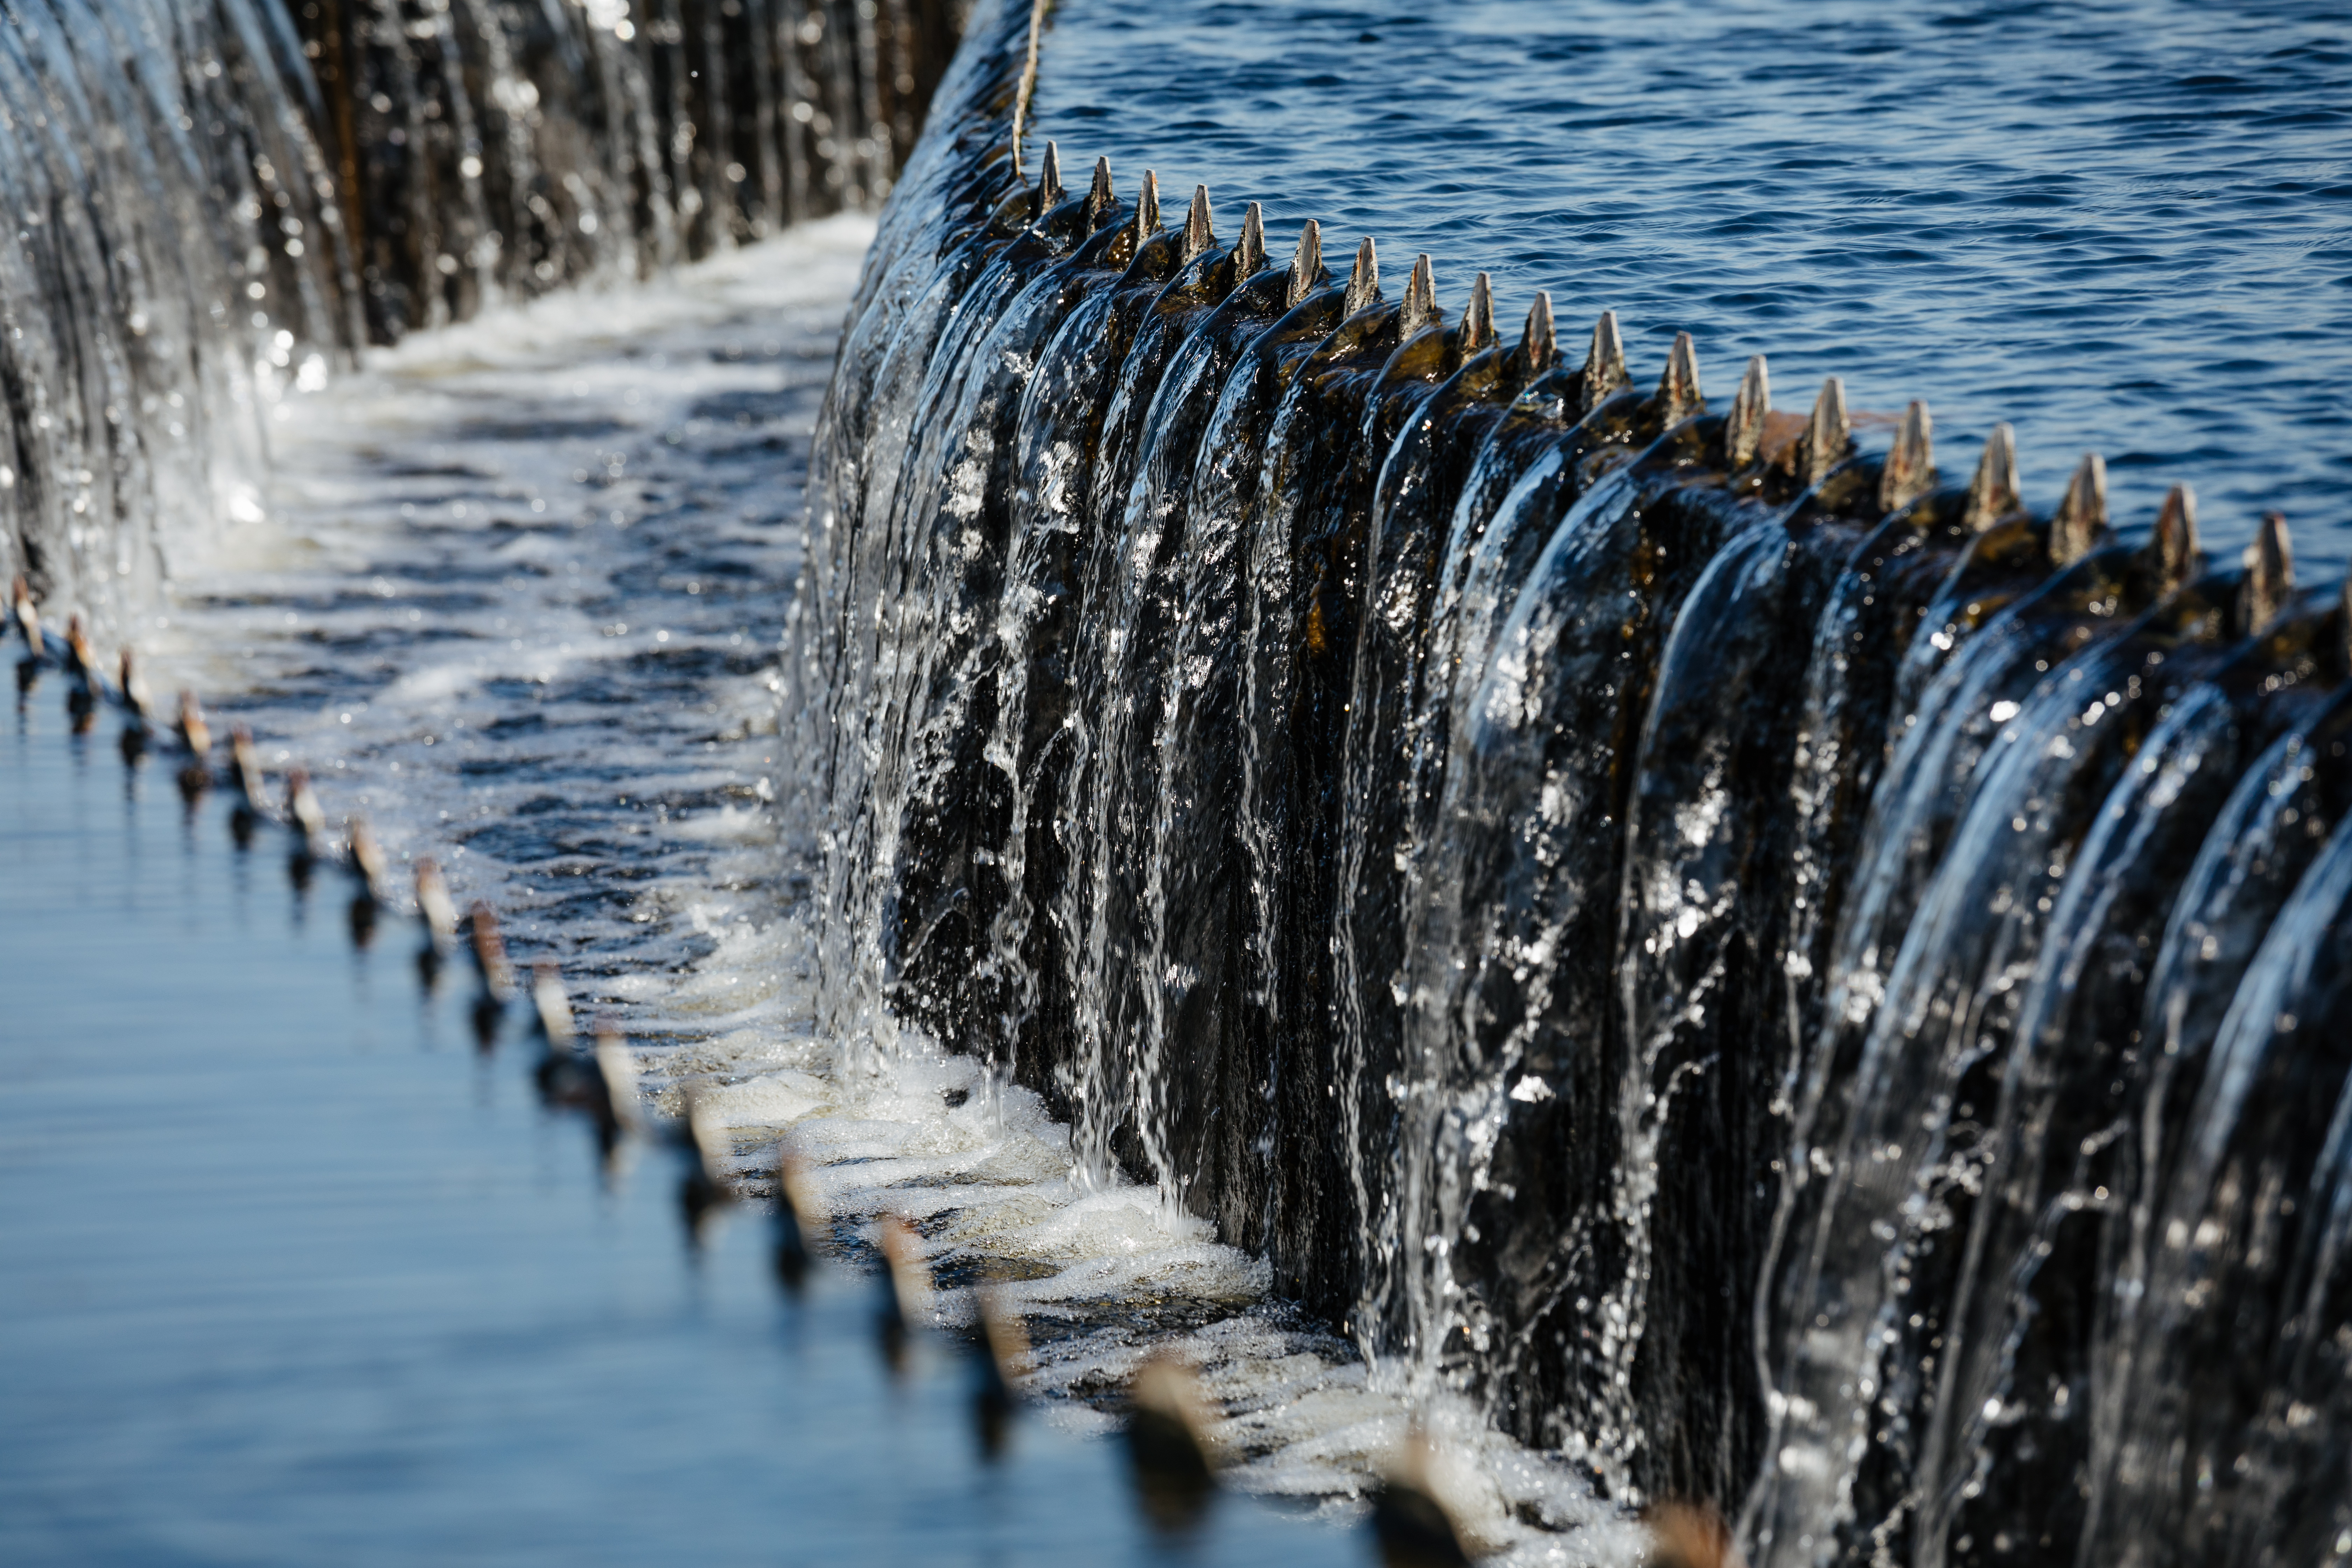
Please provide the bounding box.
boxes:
[126,213,1638,1564]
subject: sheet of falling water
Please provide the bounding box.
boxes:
[125,216,1639,1563]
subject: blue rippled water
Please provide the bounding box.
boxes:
[1029,0,2351,563]
[0,706,1354,1567]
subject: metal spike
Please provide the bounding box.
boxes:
[469,902,513,998]
[1519,292,1555,379]
[2242,511,2294,630]
[875,1213,933,1372]
[2049,452,2107,567]
[1236,202,1266,278]
[346,818,385,900]
[1345,237,1379,316]
[176,690,211,758]
[1372,1424,1474,1568]
[1584,311,1628,405]
[1653,331,1702,425]
[1036,141,1062,214]
[415,856,457,947]
[1400,255,1438,338]
[1287,220,1322,308]
[1798,377,1850,486]
[1127,1354,1219,1531]
[1877,401,1935,515]
[118,647,149,719]
[1182,184,1214,262]
[229,724,267,813]
[1463,273,1495,352]
[530,960,575,1050]
[1961,424,2021,532]
[286,768,327,850]
[974,1287,1032,1453]
[594,1033,640,1134]
[678,1085,734,1232]
[1086,156,1114,225]
[2152,484,2199,589]
[1726,355,1770,469]
[772,1145,818,1293]
[1133,171,1161,240]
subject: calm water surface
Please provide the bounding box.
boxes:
[1030,0,2352,562]
[0,704,1360,1567]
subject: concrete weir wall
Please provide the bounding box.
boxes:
[797,4,2352,1561]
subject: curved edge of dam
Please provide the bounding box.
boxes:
[794,3,2352,1563]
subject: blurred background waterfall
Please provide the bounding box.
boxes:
[0,0,959,635]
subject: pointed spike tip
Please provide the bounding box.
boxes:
[1345,237,1379,317]
[1182,184,1214,261]
[1134,171,1161,238]
[1236,201,1266,278]
[877,1212,935,1339]
[1726,355,1770,469]
[118,646,149,717]
[2049,451,2107,567]
[1086,155,1113,222]
[415,855,457,943]
[176,689,211,757]
[2242,511,2293,630]
[1126,1354,1220,1524]
[1654,331,1702,424]
[1036,141,1062,210]
[1287,220,1322,308]
[2153,483,2199,587]
[1464,272,1495,352]
[1963,423,2021,532]
[347,816,385,894]
[1878,400,1935,516]
[1799,376,1851,485]
[1584,310,1628,407]
[1400,254,1438,338]
[1519,291,1555,379]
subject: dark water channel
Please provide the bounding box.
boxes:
[0,702,1355,1567]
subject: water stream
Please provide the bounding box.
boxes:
[796,2,2352,1562]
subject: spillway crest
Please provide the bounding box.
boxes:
[792,4,2352,1562]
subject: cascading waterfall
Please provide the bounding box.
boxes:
[795,4,2352,1562]
[0,0,955,637]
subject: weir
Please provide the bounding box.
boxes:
[794,2,2352,1561]
[7,0,2348,1560]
